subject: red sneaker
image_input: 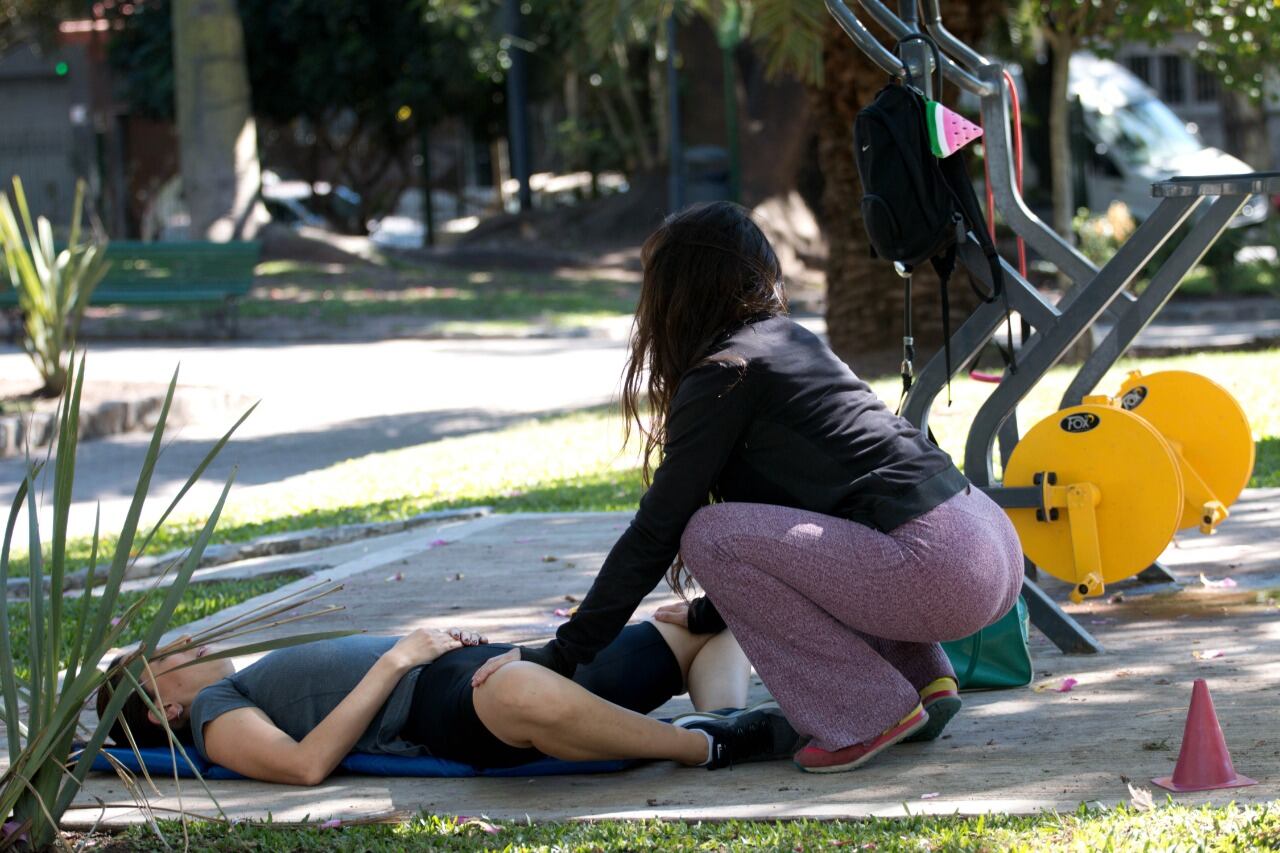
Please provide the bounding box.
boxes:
[903,677,961,743]
[794,704,928,773]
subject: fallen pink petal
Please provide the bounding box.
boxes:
[553,608,572,618]
[920,792,940,799]
[1193,649,1226,660]
[1055,677,1079,692]
[385,572,404,582]
[319,819,341,829]
[1199,573,1238,589]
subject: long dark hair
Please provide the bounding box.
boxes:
[96,655,192,748]
[621,201,787,593]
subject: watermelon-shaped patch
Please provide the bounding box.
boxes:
[927,100,983,158]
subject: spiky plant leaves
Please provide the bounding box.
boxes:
[0,358,354,849]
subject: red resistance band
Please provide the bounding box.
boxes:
[972,69,1026,385]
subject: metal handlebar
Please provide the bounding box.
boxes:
[824,0,995,97]
[823,0,904,77]
[920,0,992,75]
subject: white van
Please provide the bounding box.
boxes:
[960,53,1268,228]
[1071,52,1267,228]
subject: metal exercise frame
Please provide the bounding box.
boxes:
[825,0,1280,654]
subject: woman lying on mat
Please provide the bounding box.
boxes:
[95,608,798,786]
[469,201,1024,773]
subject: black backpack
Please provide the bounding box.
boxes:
[852,35,1012,404]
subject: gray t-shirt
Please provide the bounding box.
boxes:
[189,635,425,762]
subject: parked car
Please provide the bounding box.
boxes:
[961,53,1267,229]
[1071,52,1267,228]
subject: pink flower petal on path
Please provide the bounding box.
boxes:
[430,539,450,547]
[1192,649,1226,660]
[1055,677,1079,693]
[1199,573,1238,589]
[920,792,940,800]
[553,608,572,618]
[320,818,341,829]
[385,572,404,582]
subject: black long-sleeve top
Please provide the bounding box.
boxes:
[521,315,968,676]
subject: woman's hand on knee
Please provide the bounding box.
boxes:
[448,627,487,646]
[653,602,689,628]
[471,648,520,687]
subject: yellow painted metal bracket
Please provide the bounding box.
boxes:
[1164,437,1230,534]
[1039,475,1105,603]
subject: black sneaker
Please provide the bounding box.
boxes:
[679,708,801,770]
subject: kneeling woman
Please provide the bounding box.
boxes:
[471,202,1024,773]
[96,610,796,786]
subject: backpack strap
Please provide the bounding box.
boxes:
[929,243,958,406]
[895,263,916,416]
[935,144,1019,375]
[894,33,944,101]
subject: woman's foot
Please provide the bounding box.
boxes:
[902,677,961,743]
[793,704,927,773]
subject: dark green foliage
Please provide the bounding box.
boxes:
[109,0,498,126]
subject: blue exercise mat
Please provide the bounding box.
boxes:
[88,746,639,779]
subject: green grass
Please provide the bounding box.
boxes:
[10,349,1279,580]
[7,574,298,682]
[108,803,1280,851]
[1252,437,1280,488]
[217,261,638,327]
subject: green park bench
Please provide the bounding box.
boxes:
[1,240,260,339]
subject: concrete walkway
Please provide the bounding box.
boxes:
[0,337,629,549]
[61,491,1280,826]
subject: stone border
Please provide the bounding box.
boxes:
[8,506,491,597]
[0,387,245,460]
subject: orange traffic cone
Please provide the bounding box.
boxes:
[1152,678,1256,792]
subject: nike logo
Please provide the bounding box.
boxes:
[861,144,871,151]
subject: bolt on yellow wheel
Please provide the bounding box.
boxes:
[1116,370,1255,531]
[1004,403,1183,588]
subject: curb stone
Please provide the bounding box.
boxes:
[7,506,491,597]
[0,387,242,460]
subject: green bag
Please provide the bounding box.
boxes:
[941,595,1032,690]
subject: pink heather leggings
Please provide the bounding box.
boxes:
[680,486,1024,750]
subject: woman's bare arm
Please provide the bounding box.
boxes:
[203,629,481,785]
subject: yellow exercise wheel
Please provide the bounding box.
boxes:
[1004,403,1183,589]
[1116,370,1255,531]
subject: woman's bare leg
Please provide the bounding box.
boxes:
[645,618,711,684]
[687,631,751,711]
[472,662,708,764]
[649,618,751,711]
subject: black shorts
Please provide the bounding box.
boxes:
[400,622,682,768]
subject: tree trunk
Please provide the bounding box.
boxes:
[172,0,265,240]
[818,0,994,368]
[815,22,896,364]
[1047,32,1075,240]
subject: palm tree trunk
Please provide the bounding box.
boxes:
[172,0,265,240]
[814,22,897,362]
